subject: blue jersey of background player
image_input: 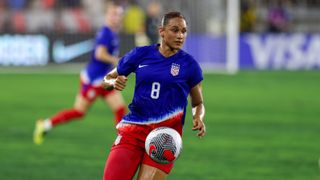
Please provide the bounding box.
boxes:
[102,11,206,180]
[33,3,126,145]
[82,26,119,86]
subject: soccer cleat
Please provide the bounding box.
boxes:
[33,120,46,145]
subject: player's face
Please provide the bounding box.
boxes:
[106,5,123,31]
[160,17,187,50]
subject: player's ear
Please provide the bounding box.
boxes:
[159,27,165,38]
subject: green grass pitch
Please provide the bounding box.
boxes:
[0,71,320,179]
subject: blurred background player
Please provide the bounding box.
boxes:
[102,11,206,179]
[145,0,162,44]
[240,0,256,33]
[33,2,126,145]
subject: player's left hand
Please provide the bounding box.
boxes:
[114,75,127,91]
[192,117,206,138]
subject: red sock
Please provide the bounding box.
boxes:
[50,109,84,126]
[114,106,126,124]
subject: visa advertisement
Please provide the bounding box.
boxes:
[183,33,320,70]
[240,34,320,70]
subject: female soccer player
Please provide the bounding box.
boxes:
[102,11,206,179]
[33,2,126,145]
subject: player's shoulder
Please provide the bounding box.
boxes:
[101,26,112,33]
[123,45,155,61]
[96,26,112,37]
[131,45,156,55]
[136,45,156,52]
[179,49,197,64]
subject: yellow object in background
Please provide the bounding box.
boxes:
[123,4,145,34]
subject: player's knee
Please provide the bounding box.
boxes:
[137,164,167,180]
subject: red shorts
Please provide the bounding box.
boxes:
[79,79,115,102]
[103,118,183,179]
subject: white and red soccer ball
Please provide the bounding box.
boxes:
[145,127,182,164]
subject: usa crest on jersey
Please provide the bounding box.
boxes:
[171,63,180,76]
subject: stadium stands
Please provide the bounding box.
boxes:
[1,0,320,34]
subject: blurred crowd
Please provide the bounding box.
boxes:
[1,0,93,33]
[240,0,320,33]
[1,0,320,35]
[0,0,161,40]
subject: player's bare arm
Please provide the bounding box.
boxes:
[95,45,119,66]
[102,68,127,91]
[190,83,206,138]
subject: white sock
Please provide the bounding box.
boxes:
[43,119,52,131]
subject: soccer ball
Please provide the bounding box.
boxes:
[145,127,182,164]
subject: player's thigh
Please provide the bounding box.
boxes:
[104,90,126,111]
[73,93,92,113]
[137,164,167,180]
[104,145,143,179]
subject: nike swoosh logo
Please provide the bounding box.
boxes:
[53,39,94,63]
[138,64,149,68]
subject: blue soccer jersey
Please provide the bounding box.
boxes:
[117,45,203,125]
[81,26,119,86]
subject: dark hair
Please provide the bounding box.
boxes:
[161,11,186,26]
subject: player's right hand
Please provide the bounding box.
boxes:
[114,76,127,91]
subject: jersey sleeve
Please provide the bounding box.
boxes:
[188,59,203,88]
[117,48,140,76]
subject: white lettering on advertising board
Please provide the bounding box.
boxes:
[0,35,49,66]
[246,34,320,70]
